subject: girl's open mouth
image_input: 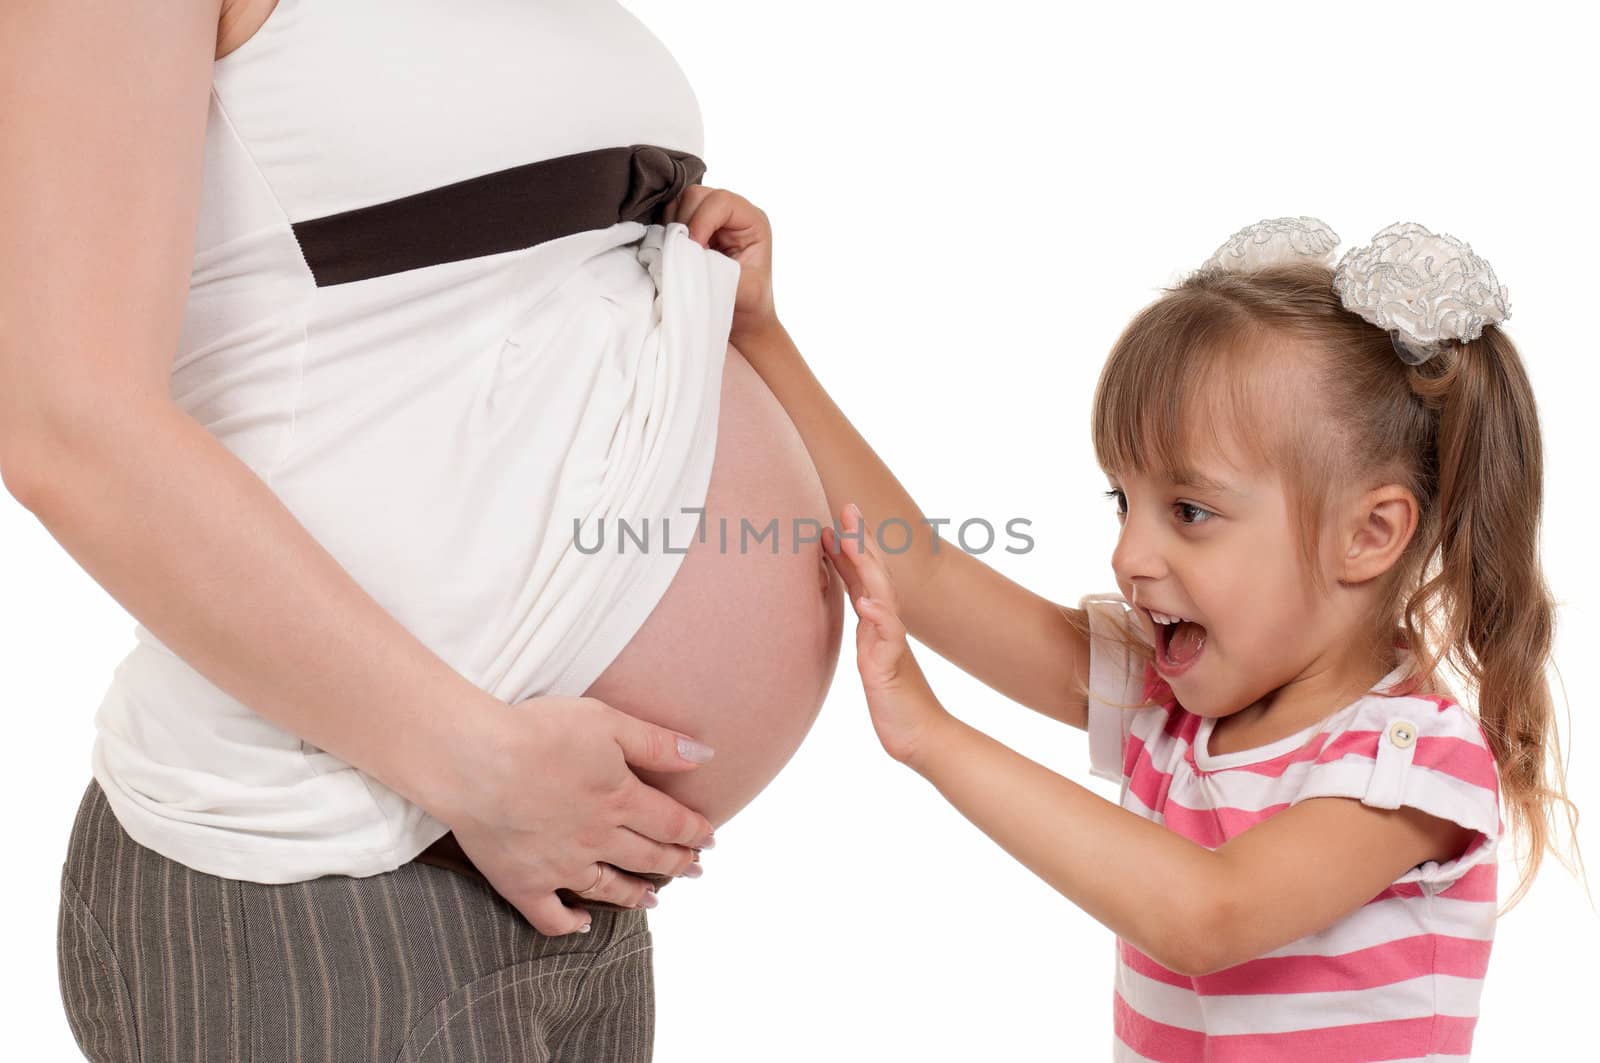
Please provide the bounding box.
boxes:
[1153,613,1207,677]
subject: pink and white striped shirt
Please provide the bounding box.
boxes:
[1080,594,1502,1062]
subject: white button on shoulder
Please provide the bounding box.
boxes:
[1387,719,1418,749]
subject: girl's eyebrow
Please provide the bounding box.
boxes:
[1103,467,1247,498]
[1171,469,1241,497]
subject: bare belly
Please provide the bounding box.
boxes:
[579,342,845,830]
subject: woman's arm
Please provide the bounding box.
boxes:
[1,0,493,822]
[2,0,713,934]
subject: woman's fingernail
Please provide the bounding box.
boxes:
[698,832,717,849]
[577,922,592,934]
[639,890,659,909]
[677,737,716,763]
[681,862,704,879]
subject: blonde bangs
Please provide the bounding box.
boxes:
[1091,291,1285,486]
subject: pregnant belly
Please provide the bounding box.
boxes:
[580,341,845,830]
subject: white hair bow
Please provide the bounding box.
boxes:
[1199,217,1513,365]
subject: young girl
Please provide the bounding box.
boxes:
[667,194,1578,1059]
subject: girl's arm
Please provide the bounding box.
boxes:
[842,535,1476,977]
[741,326,1091,728]
[667,187,1091,728]
[920,716,1475,975]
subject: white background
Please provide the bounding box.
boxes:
[6,0,1596,1059]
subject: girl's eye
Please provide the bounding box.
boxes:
[1105,489,1213,526]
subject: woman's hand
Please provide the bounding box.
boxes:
[665,185,778,342]
[822,502,955,766]
[437,695,719,936]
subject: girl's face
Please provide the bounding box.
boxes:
[1104,443,1346,721]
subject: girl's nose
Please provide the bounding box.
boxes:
[1111,524,1167,585]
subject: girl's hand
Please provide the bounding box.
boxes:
[822,502,954,766]
[665,185,778,342]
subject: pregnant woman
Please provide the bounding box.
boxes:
[4,1,842,1060]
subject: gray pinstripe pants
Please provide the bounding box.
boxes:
[56,778,656,1062]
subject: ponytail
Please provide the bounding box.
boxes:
[1401,327,1579,909]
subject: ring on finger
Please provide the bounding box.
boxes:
[577,863,605,896]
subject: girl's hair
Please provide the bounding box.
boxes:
[1065,260,1578,909]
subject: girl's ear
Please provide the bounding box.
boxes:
[1338,483,1419,585]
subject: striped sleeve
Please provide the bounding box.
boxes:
[1079,593,1149,784]
[1290,696,1502,889]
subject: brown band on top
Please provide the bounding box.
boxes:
[293,144,706,287]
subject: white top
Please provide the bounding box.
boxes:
[1079,594,1502,1062]
[89,0,740,882]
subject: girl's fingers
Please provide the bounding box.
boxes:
[842,506,898,608]
[858,596,901,633]
[820,527,867,602]
[858,597,908,650]
[667,184,715,228]
[855,598,912,685]
[680,190,743,250]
